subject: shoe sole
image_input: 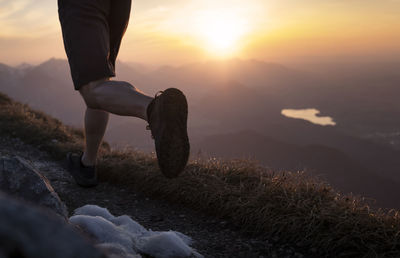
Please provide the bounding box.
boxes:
[155,88,190,178]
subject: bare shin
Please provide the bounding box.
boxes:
[79,79,153,166]
[81,108,109,166]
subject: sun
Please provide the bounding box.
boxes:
[195,10,248,56]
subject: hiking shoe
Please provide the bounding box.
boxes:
[147,88,190,178]
[66,152,98,187]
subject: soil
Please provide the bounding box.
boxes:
[0,136,306,258]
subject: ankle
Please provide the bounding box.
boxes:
[81,152,96,167]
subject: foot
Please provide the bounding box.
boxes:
[66,152,98,187]
[147,88,190,178]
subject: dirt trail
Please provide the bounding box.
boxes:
[0,136,304,258]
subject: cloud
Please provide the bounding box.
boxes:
[0,0,30,18]
[0,0,59,37]
[1,0,399,65]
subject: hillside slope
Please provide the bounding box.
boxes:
[196,130,400,208]
[1,91,400,257]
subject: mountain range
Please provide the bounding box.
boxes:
[1,58,400,208]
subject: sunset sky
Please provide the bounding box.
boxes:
[0,0,400,66]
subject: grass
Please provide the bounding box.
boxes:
[1,91,399,257]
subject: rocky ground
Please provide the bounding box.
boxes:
[0,136,305,258]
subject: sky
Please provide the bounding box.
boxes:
[0,0,400,66]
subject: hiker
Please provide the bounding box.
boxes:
[58,0,190,187]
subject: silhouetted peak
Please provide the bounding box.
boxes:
[38,58,68,69]
[16,63,33,70]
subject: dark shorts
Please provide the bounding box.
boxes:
[58,0,131,90]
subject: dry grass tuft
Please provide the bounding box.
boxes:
[0,93,109,159]
[1,92,400,257]
[99,152,400,256]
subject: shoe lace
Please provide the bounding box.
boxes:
[146,125,154,139]
[146,91,164,139]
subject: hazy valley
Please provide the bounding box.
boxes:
[1,58,400,208]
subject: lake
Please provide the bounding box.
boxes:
[281,108,336,126]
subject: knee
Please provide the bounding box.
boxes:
[79,78,108,109]
[79,84,98,109]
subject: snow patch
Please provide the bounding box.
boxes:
[69,205,203,258]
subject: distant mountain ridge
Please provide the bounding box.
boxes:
[197,130,400,208]
[1,58,400,208]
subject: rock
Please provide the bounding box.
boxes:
[0,155,68,218]
[70,205,203,258]
[0,192,106,258]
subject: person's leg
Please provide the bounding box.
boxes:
[60,0,188,181]
[78,78,152,167]
[81,108,109,167]
[79,78,153,121]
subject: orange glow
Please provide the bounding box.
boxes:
[0,0,400,65]
[193,9,249,57]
